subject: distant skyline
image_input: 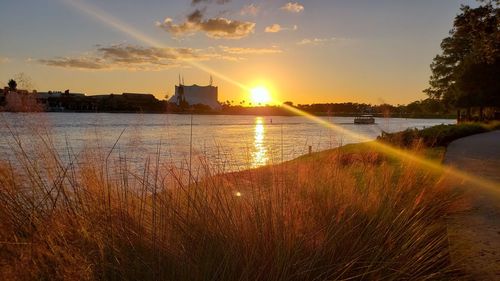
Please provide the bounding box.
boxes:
[0,0,477,104]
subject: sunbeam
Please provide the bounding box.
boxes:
[61,0,250,91]
[281,104,500,192]
[62,0,499,194]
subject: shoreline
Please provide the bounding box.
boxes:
[0,110,458,119]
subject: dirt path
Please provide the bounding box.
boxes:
[444,130,500,280]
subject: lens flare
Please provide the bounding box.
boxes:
[62,0,499,194]
[280,104,500,192]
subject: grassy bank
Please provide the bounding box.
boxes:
[377,122,500,148]
[0,125,470,280]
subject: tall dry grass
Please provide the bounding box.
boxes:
[0,125,463,280]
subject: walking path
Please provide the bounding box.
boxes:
[444,130,500,280]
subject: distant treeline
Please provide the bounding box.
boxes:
[218,99,455,118]
[0,89,456,118]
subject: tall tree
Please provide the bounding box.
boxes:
[425,1,499,118]
[7,79,17,91]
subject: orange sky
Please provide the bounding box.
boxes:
[0,0,476,105]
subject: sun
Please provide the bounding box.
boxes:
[250,86,271,105]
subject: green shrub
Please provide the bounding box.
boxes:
[378,123,491,147]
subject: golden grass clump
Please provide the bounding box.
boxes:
[0,130,463,280]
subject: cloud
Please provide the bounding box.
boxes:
[37,44,282,70]
[219,45,282,54]
[38,45,214,70]
[265,24,282,33]
[157,11,255,39]
[187,9,204,23]
[200,18,255,39]
[265,24,298,33]
[297,37,338,46]
[281,2,304,13]
[191,0,230,5]
[38,57,106,69]
[97,45,202,64]
[240,3,259,16]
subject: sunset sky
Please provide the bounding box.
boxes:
[0,0,476,105]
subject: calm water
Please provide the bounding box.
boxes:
[0,113,455,171]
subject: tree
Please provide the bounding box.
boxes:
[7,79,17,91]
[425,1,499,119]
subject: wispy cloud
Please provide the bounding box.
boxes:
[281,2,304,13]
[98,45,203,63]
[38,57,106,69]
[157,9,255,39]
[265,24,298,33]
[38,44,282,70]
[265,24,282,33]
[219,45,282,55]
[297,37,339,46]
[191,0,230,5]
[240,3,259,16]
[38,45,212,70]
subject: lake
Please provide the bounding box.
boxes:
[0,113,455,172]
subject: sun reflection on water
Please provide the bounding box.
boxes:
[252,117,268,167]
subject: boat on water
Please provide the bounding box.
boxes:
[354,115,375,124]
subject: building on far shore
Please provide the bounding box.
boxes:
[168,77,220,109]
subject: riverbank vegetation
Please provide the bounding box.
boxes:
[0,123,467,280]
[378,122,500,148]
